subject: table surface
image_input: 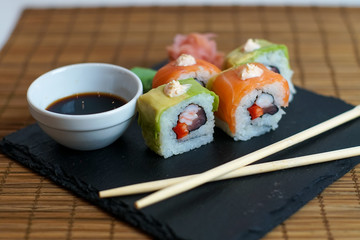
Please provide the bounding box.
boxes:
[0,6,360,240]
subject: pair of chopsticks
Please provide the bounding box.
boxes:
[99,105,360,209]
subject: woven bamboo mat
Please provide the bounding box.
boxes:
[0,6,360,240]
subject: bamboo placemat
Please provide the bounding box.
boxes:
[0,6,360,240]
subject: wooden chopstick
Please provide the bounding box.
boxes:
[98,146,360,198]
[134,105,360,209]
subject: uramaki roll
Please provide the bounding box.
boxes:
[207,63,290,141]
[152,54,221,88]
[224,38,295,101]
[137,78,219,158]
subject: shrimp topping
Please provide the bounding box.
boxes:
[175,54,197,66]
[243,38,261,52]
[241,64,263,80]
[164,80,191,97]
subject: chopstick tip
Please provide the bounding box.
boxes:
[134,201,142,209]
[98,190,110,199]
[98,191,104,198]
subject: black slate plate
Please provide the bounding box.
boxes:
[1,87,360,240]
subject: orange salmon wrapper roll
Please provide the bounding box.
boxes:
[207,63,290,141]
[152,54,221,88]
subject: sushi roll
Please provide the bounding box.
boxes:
[207,63,289,141]
[224,39,295,101]
[152,54,221,88]
[137,78,219,158]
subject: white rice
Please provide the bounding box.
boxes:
[216,82,286,141]
[177,66,217,86]
[255,50,296,100]
[158,93,216,158]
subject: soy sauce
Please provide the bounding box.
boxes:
[46,92,127,115]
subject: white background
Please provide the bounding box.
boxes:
[1,0,360,50]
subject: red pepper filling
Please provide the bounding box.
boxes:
[247,103,279,120]
[247,104,264,120]
[172,122,189,139]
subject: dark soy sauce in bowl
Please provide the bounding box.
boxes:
[46,92,127,115]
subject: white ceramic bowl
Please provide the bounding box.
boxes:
[27,63,143,150]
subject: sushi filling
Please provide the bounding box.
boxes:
[266,65,280,74]
[247,93,279,120]
[173,104,207,139]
